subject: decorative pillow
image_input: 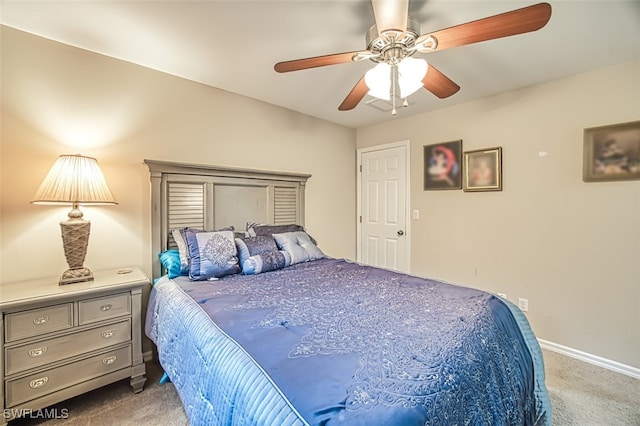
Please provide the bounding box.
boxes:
[158,249,185,279]
[234,230,249,240]
[185,229,240,280]
[247,223,317,245]
[235,236,278,266]
[171,227,197,274]
[172,226,235,273]
[245,221,264,231]
[273,231,324,265]
[242,250,291,275]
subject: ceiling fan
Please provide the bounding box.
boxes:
[274,1,552,114]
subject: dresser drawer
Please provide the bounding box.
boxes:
[5,319,132,376]
[5,344,132,407]
[4,304,73,343]
[78,293,131,325]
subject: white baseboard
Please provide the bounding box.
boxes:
[143,350,154,363]
[538,339,640,380]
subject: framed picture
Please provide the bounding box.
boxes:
[583,120,640,182]
[423,140,462,190]
[463,147,502,192]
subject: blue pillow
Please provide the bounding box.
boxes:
[171,228,200,275]
[172,225,236,273]
[158,249,186,279]
[273,231,324,265]
[242,250,291,275]
[185,229,240,280]
[235,236,278,266]
[247,223,317,245]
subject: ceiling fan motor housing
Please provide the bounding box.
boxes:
[366,17,421,63]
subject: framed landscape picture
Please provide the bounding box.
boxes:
[463,147,502,192]
[423,140,462,190]
[583,120,640,182]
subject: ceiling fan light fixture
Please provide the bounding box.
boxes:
[365,62,391,100]
[275,2,552,112]
[398,57,428,98]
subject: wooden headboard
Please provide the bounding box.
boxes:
[145,160,311,279]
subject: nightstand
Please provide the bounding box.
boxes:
[0,267,149,425]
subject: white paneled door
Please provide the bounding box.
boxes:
[358,142,409,273]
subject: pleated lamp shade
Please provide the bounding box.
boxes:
[32,154,117,205]
[32,154,117,284]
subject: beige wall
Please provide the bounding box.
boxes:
[0,26,357,286]
[357,60,640,369]
[2,25,638,371]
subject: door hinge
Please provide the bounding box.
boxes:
[359,215,362,223]
[359,164,362,172]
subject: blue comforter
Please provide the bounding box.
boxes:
[146,258,551,425]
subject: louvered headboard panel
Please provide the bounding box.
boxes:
[166,182,206,249]
[145,160,311,278]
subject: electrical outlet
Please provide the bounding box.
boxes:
[497,293,507,299]
[518,298,529,312]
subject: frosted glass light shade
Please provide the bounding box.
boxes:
[32,154,117,205]
[365,62,391,100]
[398,57,428,98]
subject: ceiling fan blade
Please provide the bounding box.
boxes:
[339,76,369,111]
[275,51,367,73]
[423,64,460,99]
[371,0,408,37]
[417,2,552,53]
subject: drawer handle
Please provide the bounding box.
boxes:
[102,329,116,339]
[100,304,112,312]
[29,376,49,389]
[33,316,49,325]
[102,355,117,365]
[28,346,48,357]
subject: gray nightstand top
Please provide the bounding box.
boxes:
[0,267,149,309]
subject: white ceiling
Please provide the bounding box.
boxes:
[2,1,639,129]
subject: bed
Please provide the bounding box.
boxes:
[143,160,552,426]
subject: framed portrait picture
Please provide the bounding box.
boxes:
[463,147,502,192]
[423,140,462,190]
[583,120,640,182]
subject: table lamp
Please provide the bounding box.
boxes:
[32,154,117,284]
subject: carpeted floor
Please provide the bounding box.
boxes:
[9,361,187,426]
[9,349,640,425]
[543,349,640,425]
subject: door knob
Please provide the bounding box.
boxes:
[397,230,404,236]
